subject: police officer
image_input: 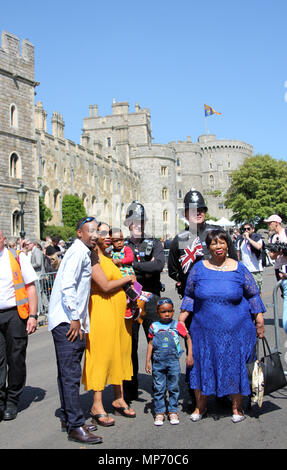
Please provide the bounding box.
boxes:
[123,201,165,402]
[168,188,237,299]
[168,189,237,409]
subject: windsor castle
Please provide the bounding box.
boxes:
[0,31,253,240]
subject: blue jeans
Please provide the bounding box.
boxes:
[152,355,180,413]
[52,322,86,433]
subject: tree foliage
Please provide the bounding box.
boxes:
[225,154,287,226]
[39,196,52,239]
[62,194,87,228]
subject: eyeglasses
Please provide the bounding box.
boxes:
[244,227,251,231]
[157,298,174,307]
[77,217,96,229]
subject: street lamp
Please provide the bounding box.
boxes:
[16,181,28,239]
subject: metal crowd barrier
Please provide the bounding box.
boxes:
[271,279,287,376]
[35,272,57,323]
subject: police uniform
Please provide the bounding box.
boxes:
[168,190,237,298]
[123,201,165,402]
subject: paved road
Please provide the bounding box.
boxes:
[1,266,287,450]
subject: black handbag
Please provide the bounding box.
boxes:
[247,337,287,395]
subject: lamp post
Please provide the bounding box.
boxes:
[16,182,28,240]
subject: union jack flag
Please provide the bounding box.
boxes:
[179,236,204,274]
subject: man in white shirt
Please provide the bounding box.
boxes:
[48,217,102,445]
[0,229,38,421]
[237,223,263,293]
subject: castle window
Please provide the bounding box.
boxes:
[10,104,18,128]
[161,166,168,176]
[176,158,181,167]
[163,210,168,223]
[178,189,182,199]
[209,174,214,188]
[9,153,21,178]
[12,210,20,237]
[107,137,111,148]
[162,187,168,200]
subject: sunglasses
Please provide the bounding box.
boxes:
[78,217,96,229]
[244,227,251,231]
[97,230,110,237]
[157,298,174,307]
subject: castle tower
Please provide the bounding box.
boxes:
[0,31,39,239]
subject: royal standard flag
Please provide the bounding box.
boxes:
[204,104,222,117]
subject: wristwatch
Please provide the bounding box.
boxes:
[29,314,38,320]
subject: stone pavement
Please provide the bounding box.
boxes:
[1,266,287,450]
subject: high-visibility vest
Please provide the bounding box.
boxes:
[8,249,29,319]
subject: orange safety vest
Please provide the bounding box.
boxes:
[8,249,30,319]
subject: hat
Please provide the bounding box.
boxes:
[184,189,208,211]
[264,214,282,224]
[124,200,147,227]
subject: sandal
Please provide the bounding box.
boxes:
[168,412,179,425]
[90,412,115,427]
[112,405,136,418]
[154,413,165,426]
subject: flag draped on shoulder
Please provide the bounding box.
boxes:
[204,104,222,117]
[179,236,203,274]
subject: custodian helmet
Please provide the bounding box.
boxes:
[124,200,147,227]
[184,189,208,211]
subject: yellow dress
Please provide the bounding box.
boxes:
[82,255,133,391]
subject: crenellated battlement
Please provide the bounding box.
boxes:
[0,31,34,82]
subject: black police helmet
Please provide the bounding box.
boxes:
[124,200,147,227]
[184,189,208,211]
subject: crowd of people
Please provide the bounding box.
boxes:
[0,189,286,445]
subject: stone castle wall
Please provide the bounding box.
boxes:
[0,31,253,240]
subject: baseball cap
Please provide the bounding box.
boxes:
[264,214,282,224]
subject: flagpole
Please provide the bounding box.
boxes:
[205,115,207,135]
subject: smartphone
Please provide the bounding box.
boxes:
[123,281,142,301]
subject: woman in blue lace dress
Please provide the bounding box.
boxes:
[180,229,265,423]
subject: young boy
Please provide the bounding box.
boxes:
[145,298,193,426]
[110,228,138,320]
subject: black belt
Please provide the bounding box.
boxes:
[0,306,17,313]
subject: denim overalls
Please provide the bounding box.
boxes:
[152,320,182,414]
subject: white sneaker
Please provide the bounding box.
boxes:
[154,414,165,426]
[190,410,207,422]
[232,413,246,423]
[168,412,179,425]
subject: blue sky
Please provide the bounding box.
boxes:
[2,0,287,160]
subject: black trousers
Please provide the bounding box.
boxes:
[124,294,160,399]
[0,308,28,409]
[52,322,86,433]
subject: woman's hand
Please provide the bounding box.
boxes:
[255,313,264,338]
[125,275,136,285]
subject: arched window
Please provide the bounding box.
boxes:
[162,187,168,200]
[12,210,20,237]
[53,189,60,211]
[10,104,18,128]
[9,153,21,178]
[163,210,168,223]
[178,189,182,199]
[209,174,214,188]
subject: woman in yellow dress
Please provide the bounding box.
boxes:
[82,222,136,426]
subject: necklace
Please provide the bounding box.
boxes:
[209,260,229,271]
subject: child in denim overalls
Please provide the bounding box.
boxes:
[145,298,193,426]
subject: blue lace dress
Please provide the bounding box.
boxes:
[181,260,266,397]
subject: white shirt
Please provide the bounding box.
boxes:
[240,239,263,272]
[0,247,38,310]
[48,238,92,333]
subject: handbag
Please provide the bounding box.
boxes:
[247,337,287,396]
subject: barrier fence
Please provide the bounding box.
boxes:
[35,272,57,323]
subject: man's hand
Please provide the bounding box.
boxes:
[26,317,37,335]
[66,320,82,342]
